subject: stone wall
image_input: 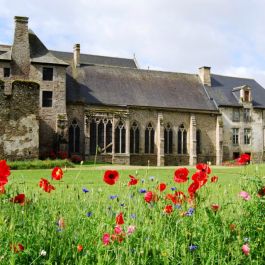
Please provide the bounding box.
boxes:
[0,80,40,160]
[29,64,67,158]
[77,106,218,166]
[221,106,264,163]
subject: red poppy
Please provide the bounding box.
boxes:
[164,205,173,214]
[196,163,211,174]
[10,194,25,205]
[39,178,55,193]
[192,171,207,182]
[77,244,83,252]
[0,160,10,186]
[103,170,119,185]
[10,243,24,253]
[128,175,138,186]
[211,176,218,183]
[0,185,5,194]
[51,167,63,180]
[165,193,177,204]
[188,182,200,198]
[174,168,189,183]
[211,204,220,212]
[157,183,167,192]
[116,212,124,225]
[237,153,251,165]
[144,191,158,203]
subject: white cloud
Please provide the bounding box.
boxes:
[1,0,265,86]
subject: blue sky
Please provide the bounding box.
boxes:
[1,0,265,86]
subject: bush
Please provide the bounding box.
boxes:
[7,159,75,170]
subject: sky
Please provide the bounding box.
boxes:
[1,0,265,86]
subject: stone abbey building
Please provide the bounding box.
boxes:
[1,16,265,165]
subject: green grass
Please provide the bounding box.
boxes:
[0,164,264,264]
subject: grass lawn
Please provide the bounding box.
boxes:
[1,164,264,264]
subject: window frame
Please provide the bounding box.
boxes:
[232,108,240,122]
[243,108,251,122]
[4,67,10,78]
[164,123,173,154]
[244,128,251,145]
[177,124,187,154]
[130,121,140,154]
[42,90,53,108]
[232,128,239,145]
[42,67,54,81]
[145,122,155,154]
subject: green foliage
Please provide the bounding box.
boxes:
[7,159,75,170]
[12,80,39,90]
[0,165,264,264]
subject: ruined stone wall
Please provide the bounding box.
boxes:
[0,80,39,160]
[29,64,67,157]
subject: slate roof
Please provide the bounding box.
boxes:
[29,30,68,66]
[206,74,265,108]
[66,65,217,111]
[51,50,137,68]
[0,45,11,61]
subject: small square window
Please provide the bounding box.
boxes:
[42,67,53,81]
[4,68,10,77]
[42,91,53,107]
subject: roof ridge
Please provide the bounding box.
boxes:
[50,49,134,61]
[212,73,254,81]
[81,64,199,76]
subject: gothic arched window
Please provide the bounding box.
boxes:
[145,122,154,154]
[130,121,140,154]
[115,120,126,153]
[196,129,201,155]
[69,119,80,153]
[90,118,113,155]
[177,124,187,154]
[164,123,173,154]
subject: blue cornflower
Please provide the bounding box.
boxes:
[139,189,147,193]
[189,245,198,251]
[86,212,92,217]
[82,187,89,193]
[109,195,118,200]
[171,187,177,191]
[185,207,195,216]
[131,214,136,219]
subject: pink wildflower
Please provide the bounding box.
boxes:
[127,225,136,235]
[102,233,111,245]
[239,191,251,201]
[242,244,250,256]
[114,225,123,235]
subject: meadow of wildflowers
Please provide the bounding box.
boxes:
[0,155,264,265]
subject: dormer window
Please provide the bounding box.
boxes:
[244,90,250,102]
[42,67,53,81]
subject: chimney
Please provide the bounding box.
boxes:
[73,44,80,68]
[11,16,30,77]
[199,66,211,86]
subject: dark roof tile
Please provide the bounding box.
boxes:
[66,65,217,111]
